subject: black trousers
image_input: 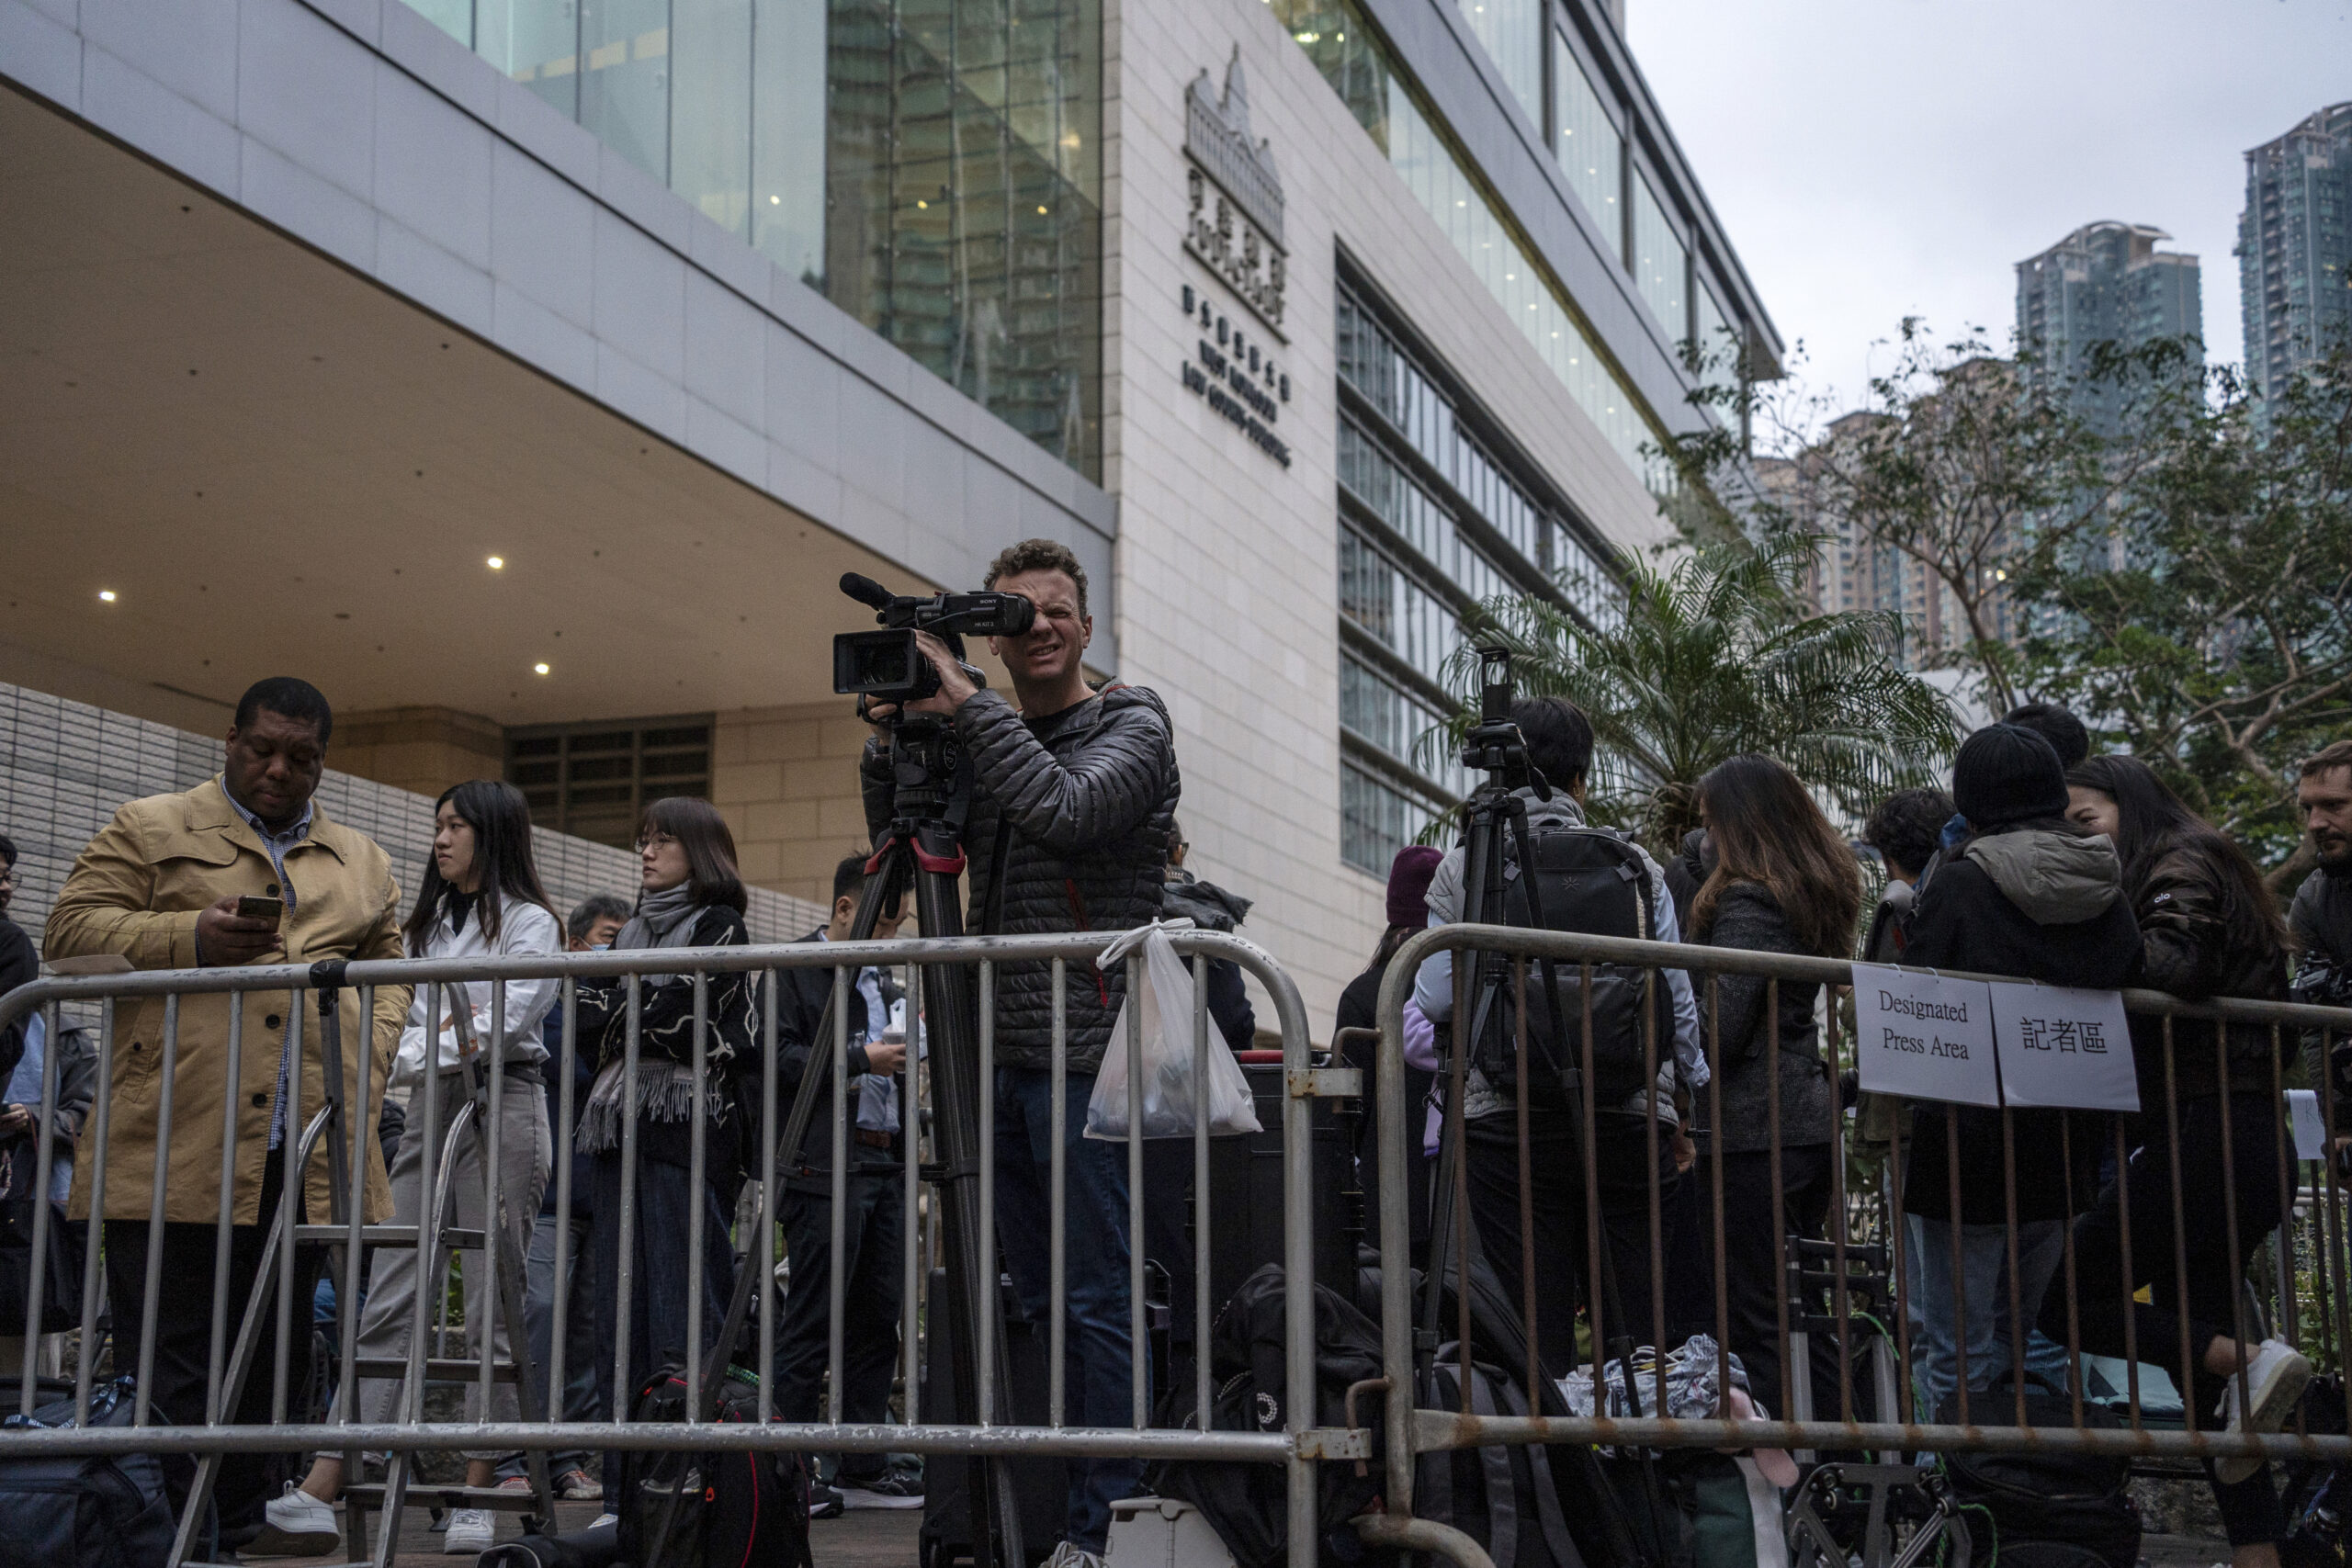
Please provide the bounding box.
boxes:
[1714,1144,1833,1422]
[1462,1107,1679,1382]
[102,1148,321,1550]
[2052,1094,2284,1546]
[775,1174,904,1484]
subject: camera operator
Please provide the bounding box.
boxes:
[861,537,1178,1568]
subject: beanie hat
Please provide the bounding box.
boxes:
[1951,724,2069,829]
[1386,846,1443,929]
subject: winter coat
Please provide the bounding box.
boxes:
[571,904,757,1172]
[1899,822,2139,1224]
[1159,871,1255,1050]
[862,684,1180,1074]
[42,777,410,1225]
[771,927,903,1190]
[2124,840,2287,1111]
[2292,866,2352,1112]
[1696,883,1835,1154]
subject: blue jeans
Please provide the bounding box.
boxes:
[993,1067,1142,1551]
[1905,1213,2073,1419]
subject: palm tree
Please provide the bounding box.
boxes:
[1434,533,1962,850]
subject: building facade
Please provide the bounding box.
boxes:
[0,0,1778,1031]
[2015,220,2200,432]
[2239,103,2352,409]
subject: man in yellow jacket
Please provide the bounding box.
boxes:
[44,675,410,1553]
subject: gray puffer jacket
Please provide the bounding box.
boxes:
[863,683,1180,1073]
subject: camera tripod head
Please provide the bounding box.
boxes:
[1458,646,1553,802]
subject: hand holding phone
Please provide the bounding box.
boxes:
[197,894,284,966]
[235,896,285,924]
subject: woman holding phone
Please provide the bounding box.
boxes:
[254,781,562,1558]
[571,795,759,1521]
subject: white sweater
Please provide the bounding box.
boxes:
[391,898,561,1090]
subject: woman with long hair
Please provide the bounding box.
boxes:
[1686,753,1860,1419]
[2058,755,2302,1568]
[572,795,758,1520]
[257,782,561,1558]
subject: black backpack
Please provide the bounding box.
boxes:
[1148,1264,1386,1568]
[616,1363,813,1568]
[1419,1348,1586,1568]
[1937,1375,2139,1568]
[1472,824,1668,1108]
[0,1379,174,1568]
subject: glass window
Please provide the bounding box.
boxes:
[478,1,582,120]
[506,716,716,849]
[1553,35,1621,249]
[752,0,828,285]
[1692,281,1741,400]
[670,0,752,238]
[1458,0,1541,129]
[1340,524,1459,690]
[580,0,672,184]
[1272,0,1670,497]
[1341,762,1448,877]
[1632,171,1688,340]
[1341,654,1470,797]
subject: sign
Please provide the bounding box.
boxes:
[1985,982,2139,1112]
[1852,964,2001,1107]
[1183,49,1287,337]
[2290,1089,2328,1161]
[1180,284,1291,467]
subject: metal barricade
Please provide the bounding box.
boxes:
[1363,921,2352,1563]
[0,928,1324,1568]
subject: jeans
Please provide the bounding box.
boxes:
[591,1149,737,1509]
[992,1067,1140,1551]
[1463,1108,1679,1384]
[2052,1094,2285,1547]
[518,1211,598,1477]
[1905,1213,2069,1420]
[775,1176,905,1486]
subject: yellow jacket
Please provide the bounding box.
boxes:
[45,777,412,1224]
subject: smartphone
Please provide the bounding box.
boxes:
[235,895,285,924]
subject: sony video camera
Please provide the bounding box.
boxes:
[832,572,1035,706]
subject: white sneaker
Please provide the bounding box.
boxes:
[1043,1542,1105,1568]
[590,1512,619,1530]
[2215,1338,2312,1484]
[243,1483,340,1557]
[442,1506,496,1555]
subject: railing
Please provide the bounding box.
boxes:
[1366,921,2352,1540]
[0,928,1323,1568]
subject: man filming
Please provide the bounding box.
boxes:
[861,537,1179,1568]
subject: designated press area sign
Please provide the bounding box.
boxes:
[1986,982,2139,1112]
[1852,964,2000,1107]
[1852,964,2142,1111]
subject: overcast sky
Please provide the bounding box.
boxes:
[1627,0,2350,424]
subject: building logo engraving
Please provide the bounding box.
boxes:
[1185,48,1286,339]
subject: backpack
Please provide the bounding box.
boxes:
[1419,1349,1585,1568]
[1474,825,1669,1109]
[0,1379,174,1568]
[1148,1264,1386,1568]
[1936,1375,2139,1568]
[616,1363,813,1568]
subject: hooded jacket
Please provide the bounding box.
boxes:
[1899,821,2140,1224]
[1161,870,1256,1050]
[862,683,1180,1074]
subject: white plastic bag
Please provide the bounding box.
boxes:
[1083,919,1262,1140]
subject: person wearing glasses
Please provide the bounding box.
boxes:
[571,797,758,1525]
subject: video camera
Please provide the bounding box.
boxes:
[832,572,1035,706]
[1458,646,1552,800]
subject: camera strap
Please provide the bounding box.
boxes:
[980,815,1016,936]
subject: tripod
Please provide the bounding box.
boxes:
[770,710,1024,1568]
[1419,652,1669,1568]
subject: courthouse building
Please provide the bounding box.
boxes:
[0,0,1779,1028]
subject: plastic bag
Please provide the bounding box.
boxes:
[1084,919,1262,1140]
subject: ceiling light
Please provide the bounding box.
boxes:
[533,662,550,675]
[97,590,117,603]
[1036,205,1049,214]
[769,194,780,205]
[487,556,505,570]
[918,199,928,208]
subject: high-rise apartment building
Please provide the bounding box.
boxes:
[0,0,1778,1030]
[2015,221,2201,431]
[2239,103,2352,405]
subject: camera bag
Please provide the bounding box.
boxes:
[1477,825,1670,1107]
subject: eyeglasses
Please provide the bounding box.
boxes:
[634,832,678,854]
